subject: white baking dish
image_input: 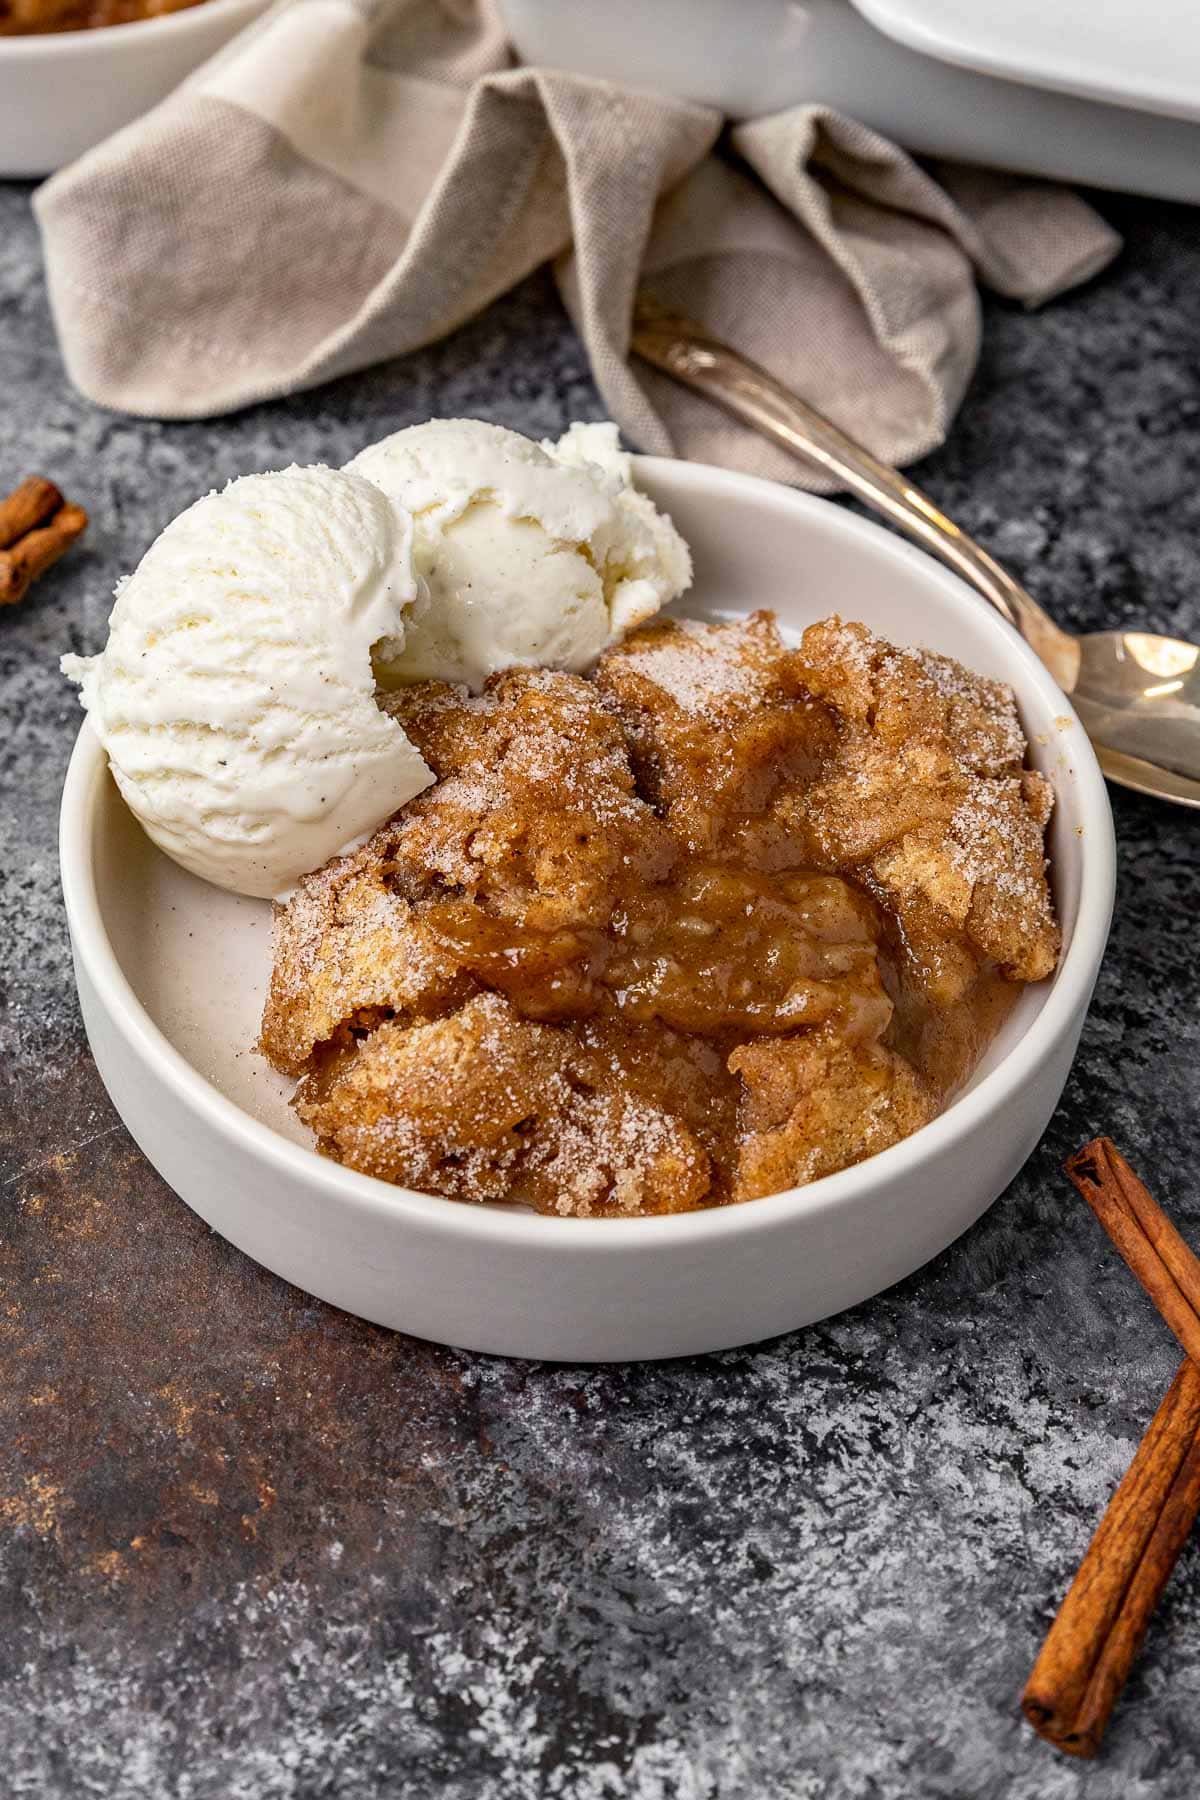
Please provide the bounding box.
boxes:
[497,0,1200,201]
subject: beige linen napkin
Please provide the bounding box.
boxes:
[34,0,1120,487]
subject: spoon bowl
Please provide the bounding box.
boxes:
[1072,633,1200,803]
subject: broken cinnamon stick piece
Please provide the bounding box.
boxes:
[1022,1357,1200,1755]
[1067,1137,1200,1370]
[0,501,88,607]
[1066,1410,1200,1758]
[1021,1137,1200,1757]
[0,475,63,550]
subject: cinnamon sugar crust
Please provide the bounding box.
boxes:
[729,1031,936,1202]
[262,613,1060,1216]
[595,611,836,855]
[794,618,1060,996]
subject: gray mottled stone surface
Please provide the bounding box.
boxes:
[2,179,1199,1797]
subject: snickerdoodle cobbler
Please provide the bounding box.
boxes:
[260,612,1059,1216]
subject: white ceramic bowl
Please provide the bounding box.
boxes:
[60,459,1115,1361]
[0,0,266,178]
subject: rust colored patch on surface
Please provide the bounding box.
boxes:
[0,1052,473,1620]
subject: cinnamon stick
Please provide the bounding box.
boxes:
[0,475,62,550]
[1022,1357,1200,1754]
[1067,1410,1200,1757]
[0,501,88,607]
[1067,1137,1200,1370]
[1021,1137,1200,1756]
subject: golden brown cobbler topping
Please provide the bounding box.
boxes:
[261,613,1060,1216]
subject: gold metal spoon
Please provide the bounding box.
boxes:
[631,300,1200,809]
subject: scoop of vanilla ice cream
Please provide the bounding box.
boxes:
[544,421,693,632]
[61,465,433,899]
[347,418,691,689]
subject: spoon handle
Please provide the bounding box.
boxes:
[631,303,1079,692]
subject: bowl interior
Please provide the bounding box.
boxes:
[84,460,1102,1190]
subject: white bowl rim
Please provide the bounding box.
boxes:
[0,0,260,55]
[59,456,1116,1254]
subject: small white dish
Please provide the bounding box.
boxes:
[0,0,266,178]
[60,459,1115,1361]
